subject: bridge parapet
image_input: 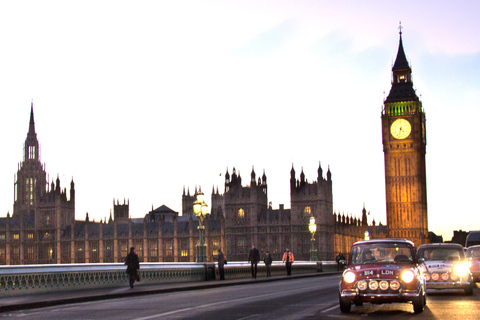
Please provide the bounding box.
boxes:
[0,263,205,296]
[0,261,335,296]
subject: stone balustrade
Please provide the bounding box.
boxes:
[0,261,336,296]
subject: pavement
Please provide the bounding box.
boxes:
[0,271,340,313]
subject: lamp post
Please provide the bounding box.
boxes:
[193,190,208,263]
[308,216,317,261]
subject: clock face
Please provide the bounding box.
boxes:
[390,119,411,139]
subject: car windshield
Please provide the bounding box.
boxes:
[466,247,480,259]
[350,243,413,264]
[417,247,464,261]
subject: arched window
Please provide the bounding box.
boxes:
[238,208,245,218]
[304,206,311,215]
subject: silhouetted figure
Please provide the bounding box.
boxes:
[248,244,260,279]
[214,250,226,280]
[264,251,273,277]
[125,247,140,288]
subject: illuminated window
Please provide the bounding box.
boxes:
[238,208,245,218]
[28,233,34,239]
[13,234,19,240]
[304,206,311,214]
[181,250,188,257]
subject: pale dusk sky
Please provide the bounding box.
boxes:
[1,1,479,240]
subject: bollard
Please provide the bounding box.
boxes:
[204,263,216,281]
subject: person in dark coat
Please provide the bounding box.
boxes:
[248,244,260,279]
[263,251,273,277]
[214,250,226,280]
[125,247,140,288]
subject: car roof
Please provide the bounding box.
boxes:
[353,239,414,246]
[467,245,480,250]
[417,243,464,249]
[466,231,480,241]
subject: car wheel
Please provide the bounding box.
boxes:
[339,293,351,313]
[464,282,474,296]
[413,288,424,314]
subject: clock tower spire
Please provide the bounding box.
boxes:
[381,27,428,246]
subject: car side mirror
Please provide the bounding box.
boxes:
[339,259,347,264]
[417,257,425,264]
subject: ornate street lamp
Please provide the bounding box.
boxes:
[193,190,208,262]
[308,216,317,261]
[364,230,370,241]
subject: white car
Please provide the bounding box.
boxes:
[417,243,473,295]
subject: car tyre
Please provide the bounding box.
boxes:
[339,293,351,313]
[464,282,473,296]
[413,288,424,314]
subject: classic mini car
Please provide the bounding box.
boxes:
[339,239,426,314]
[466,245,480,282]
[417,243,474,295]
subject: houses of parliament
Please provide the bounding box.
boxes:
[0,30,428,265]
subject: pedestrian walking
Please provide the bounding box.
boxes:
[263,251,273,277]
[125,247,140,288]
[282,248,294,276]
[248,244,260,279]
[336,252,343,271]
[214,249,226,280]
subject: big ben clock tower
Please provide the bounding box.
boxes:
[382,27,429,246]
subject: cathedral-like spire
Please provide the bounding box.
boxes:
[392,23,410,71]
[28,101,36,137]
[24,101,40,161]
[385,24,419,103]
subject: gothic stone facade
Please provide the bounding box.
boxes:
[1,106,371,265]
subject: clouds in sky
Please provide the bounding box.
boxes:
[1,1,479,239]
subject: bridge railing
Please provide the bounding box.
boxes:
[0,261,337,297]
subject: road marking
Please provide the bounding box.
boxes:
[321,305,339,313]
[132,283,330,320]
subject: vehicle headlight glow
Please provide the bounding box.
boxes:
[431,273,439,281]
[440,273,449,281]
[453,262,470,277]
[424,273,431,281]
[343,271,356,284]
[401,270,415,283]
[390,280,400,290]
[369,280,378,290]
[379,280,389,290]
[357,280,367,290]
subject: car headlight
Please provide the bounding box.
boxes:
[357,280,367,290]
[453,262,470,277]
[401,270,415,283]
[343,271,356,283]
[390,280,400,290]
